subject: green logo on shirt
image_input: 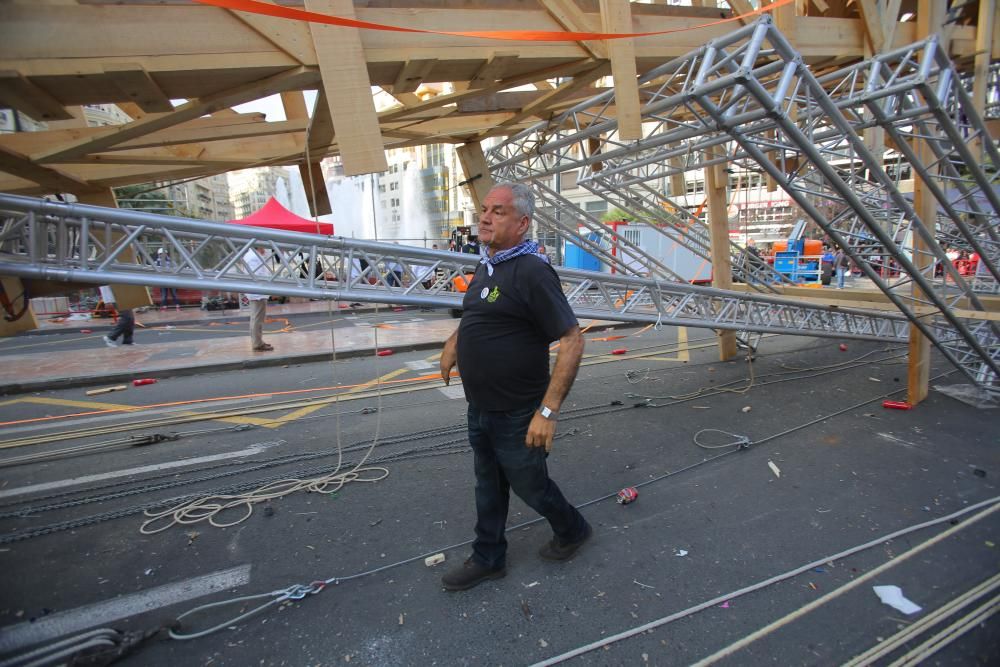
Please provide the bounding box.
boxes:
[486,286,501,303]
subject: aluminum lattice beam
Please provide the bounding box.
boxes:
[0,193,914,346]
[484,17,999,391]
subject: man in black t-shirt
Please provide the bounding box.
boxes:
[439,183,591,591]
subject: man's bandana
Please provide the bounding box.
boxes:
[480,239,550,266]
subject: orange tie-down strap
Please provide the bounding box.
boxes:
[193,0,794,42]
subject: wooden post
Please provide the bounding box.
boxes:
[907,0,947,405]
[455,142,495,212]
[705,159,738,361]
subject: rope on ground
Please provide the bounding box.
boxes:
[530,496,1000,667]
[139,463,390,533]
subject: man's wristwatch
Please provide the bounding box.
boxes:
[539,405,558,420]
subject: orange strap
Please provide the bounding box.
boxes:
[193,0,794,42]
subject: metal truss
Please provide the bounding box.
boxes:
[484,17,999,391]
[0,193,915,346]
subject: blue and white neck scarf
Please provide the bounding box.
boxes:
[479,240,549,276]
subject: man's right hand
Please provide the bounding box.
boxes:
[440,331,458,385]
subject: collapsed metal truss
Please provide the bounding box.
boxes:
[485,17,999,391]
[0,193,914,346]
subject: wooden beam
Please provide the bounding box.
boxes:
[907,0,947,406]
[600,0,641,140]
[907,137,935,406]
[306,89,335,151]
[33,66,319,164]
[379,59,597,124]
[0,71,72,121]
[973,0,996,121]
[727,0,756,25]
[705,157,737,361]
[469,53,520,90]
[228,0,317,65]
[281,90,332,217]
[856,0,885,53]
[0,144,91,193]
[305,0,387,176]
[103,64,173,113]
[538,0,608,60]
[456,142,494,212]
[0,275,38,338]
[492,62,609,131]
[392,59,437,94]
[883,0,903,50]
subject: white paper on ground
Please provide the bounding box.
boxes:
[872,585,922,615]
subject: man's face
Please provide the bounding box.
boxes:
[479,187,529,254]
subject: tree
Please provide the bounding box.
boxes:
[601,207,637,223]
[113,184,178,215]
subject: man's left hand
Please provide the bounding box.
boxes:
[525,412,556,452]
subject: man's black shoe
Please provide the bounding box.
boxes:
[441,558,506,591]
[539,521,592,562]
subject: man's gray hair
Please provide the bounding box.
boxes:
[493,182,535,220]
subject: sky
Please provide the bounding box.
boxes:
[232,92,319,121]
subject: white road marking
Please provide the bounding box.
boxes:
[437,385,465,400]
[0,564,252,653]
[0,441,284,501]
[405,360,433,371]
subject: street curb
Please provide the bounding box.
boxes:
[0,340,450,395]
[21,305,399,336]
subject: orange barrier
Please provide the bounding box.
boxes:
[193,0,795,42]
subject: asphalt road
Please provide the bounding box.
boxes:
[1,325,997,666]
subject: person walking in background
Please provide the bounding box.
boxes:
[243,246,273,352]
[833,245,851,289]
[156,249,179,310]
[100,286,135,347]
[438,182,590,592]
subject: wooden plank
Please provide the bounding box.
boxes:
[973,0,996,122]
[493,62,608,131]
[907,1,946,406]
[301,160,331,217]
[705,157,737,361]
[600,0,640,141]
[727,0,756,24]
[0,276,38,338]
[856,0,885,52]
[0,144,90,193]
[305,0,387,176]
[456,142,494,212]
[469,54,520,90]
[538,0,608,60]
[0,71,73,121]
[32,66,319,164]
[86,385,129,396]
[103,65,173,113]
[228,0,317,65]
[392,59,437,94]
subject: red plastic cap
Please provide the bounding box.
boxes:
[132,378,158,386]
[376,349,394,357]
[611,348,627,355]
[839,344,848,351]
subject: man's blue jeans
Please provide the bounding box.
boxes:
[467,403,588,569]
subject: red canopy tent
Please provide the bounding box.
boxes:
[227,197,334,235]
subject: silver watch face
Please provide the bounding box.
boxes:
[541,406,554,419]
